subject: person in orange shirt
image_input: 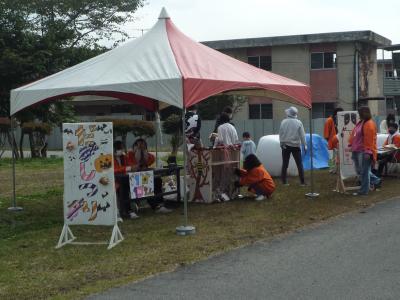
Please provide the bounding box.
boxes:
[127,138,172,214]
[127,138,155,171]
[378,123,400,176]
[114,141,133,175]
[113,141,135,218]
[235,154,276,201]
[324,107,343,173]
[349,106,380,195]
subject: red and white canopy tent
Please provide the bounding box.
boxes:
[9,8,314,231]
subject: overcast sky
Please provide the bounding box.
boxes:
[124,0,399,55]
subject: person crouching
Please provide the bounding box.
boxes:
[235,154,276,201]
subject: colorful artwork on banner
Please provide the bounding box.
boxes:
[337,111,359,179]
[62,122,117,225]
[129,171,155,199]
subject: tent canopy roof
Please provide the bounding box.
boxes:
[10,8,311,115]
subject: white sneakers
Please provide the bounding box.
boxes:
[129,212,139,219]
[220,193,230,201]
[255,195,265,201]
[156,206,173,214]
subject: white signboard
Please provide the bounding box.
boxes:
[62,122,117,226]
[129,171,155,199]
[337,111,359,179]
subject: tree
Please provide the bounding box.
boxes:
[197,94,246,120]
[0,0,145,157]
[98,119,155,149]
[21,122,52,158]
[162,114,183,158]
[0,117,18,158]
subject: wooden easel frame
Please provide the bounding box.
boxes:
[334,162,360,193]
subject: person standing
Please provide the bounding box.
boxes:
[279,106,307,186]
[210,106,234,145]
[349,106,380,195]
[241,132,256,160]
[213,112,239,148]
[324,107,343,173]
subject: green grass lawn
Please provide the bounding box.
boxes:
[0,158,399,299]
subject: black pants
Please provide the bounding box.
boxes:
[116,175,131,217]
[116,175,164,217]
[281,145,305,184]
[378,154,395,176]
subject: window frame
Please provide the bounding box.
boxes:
[385,70,394,78]
[248,103,273,120]
[311,103,335,119]
[247,55,272,71]
[310,52,337,70]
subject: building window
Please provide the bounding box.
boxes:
[385,70,394,78]
[386,97,394,109]
[311,52,336,69]
[247,56,272,71]
[312,103,335,118]
[111,105,131,114]
[249,104,273,119]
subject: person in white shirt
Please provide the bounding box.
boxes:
[379,113,396,134]
[214,112,239,148]
[279,106,307,186]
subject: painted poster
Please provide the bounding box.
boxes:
[63,122,117,226]
[129,171,154,199]
[337,111,359,179]
[188,148,211,203]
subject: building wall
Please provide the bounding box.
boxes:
[209,41,382,125]
[309,43,338,103]
[271,44,310,123]
[336,42,356,111]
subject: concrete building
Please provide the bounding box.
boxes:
[202,31,391,122]
[377,44,400,116]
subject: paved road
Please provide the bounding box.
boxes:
[89,197,400,300]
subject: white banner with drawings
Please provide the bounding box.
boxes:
[62,122,117,226]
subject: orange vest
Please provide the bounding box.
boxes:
[324,116,336,150]
[239,165,276,196]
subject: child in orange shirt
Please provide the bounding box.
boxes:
[235,154,276,201]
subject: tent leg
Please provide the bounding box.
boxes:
[306,109,319,198]
[8,117,23,212]
[155,107,159,168]
[176,108,195,236]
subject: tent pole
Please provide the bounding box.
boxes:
[176,107,195,236]
[8,116,23,211]
[306,108,319,198]
[155,104,159,168]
